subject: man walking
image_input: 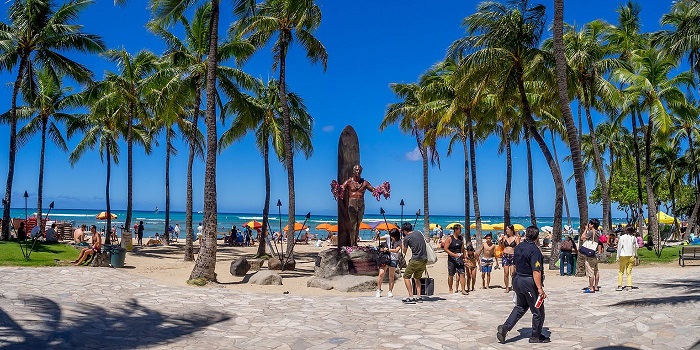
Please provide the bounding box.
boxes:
[401,222,427,304]
[497,225,550,344]
[616,226,638,291]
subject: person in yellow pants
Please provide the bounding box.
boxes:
[616,226,638,291]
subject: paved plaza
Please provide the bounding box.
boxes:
[0,266,699,349]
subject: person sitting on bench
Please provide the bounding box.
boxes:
[72,225,101,265]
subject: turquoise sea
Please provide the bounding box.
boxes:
[8,208,629,239]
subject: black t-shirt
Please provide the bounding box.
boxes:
[514,239,543,276]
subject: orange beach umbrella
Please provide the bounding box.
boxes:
[359,222,373,230]
[315,223,332,230]
[96,212,117,220]
[283,222,307,231]
[374,223,398,231]
[327,225,339,233]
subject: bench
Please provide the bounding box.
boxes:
[679,246,700,267]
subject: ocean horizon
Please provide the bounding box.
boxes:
[8,207,630,239]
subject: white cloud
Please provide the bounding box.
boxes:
[405,147,422,161]
[322,125,334,132]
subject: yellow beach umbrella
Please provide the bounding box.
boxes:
[470,223,495,231]
[445,222,462,230]
[657,212,676,225]
[513,224,525,231]
[96,211,117,220]
[492,223,505,230]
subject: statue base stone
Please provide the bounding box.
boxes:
[311,247,381,292]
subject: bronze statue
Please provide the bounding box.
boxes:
[332,164,390,246]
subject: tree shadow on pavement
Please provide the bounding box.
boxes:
[649,278,700,294]
[609,295,700,307]
[0,294,231,349]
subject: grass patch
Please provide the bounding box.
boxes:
[638,246,680,264]
[0,241,79,267]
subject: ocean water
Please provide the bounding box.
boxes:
[7,207,630,240]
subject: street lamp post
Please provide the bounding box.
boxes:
[23,191,28,226]
[400,199,405,226]
[277,199,283,261]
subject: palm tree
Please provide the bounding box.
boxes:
[654,0,700,80]
[652,141,687,240]
[671,103,700,234]
[605,1,647,234]
[66,85,126,242]
[220,78,313,257]
[381,82,440,237]
[15,68,73,236]
[450,0,564,248]
[614,48,692,255]
[233,0,328,253]
[0,0,105,240]
[101,49,158,234]
[552,0,589,235]
[547,20,624,234]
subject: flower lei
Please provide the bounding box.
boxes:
[330,180,344,201]
[330,180,391,201]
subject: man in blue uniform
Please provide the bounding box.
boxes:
[496,225,550,344]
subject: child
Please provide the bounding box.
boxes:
[464,245,478,292]
[477,233,498,289]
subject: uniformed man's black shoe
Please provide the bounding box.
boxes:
[529,335,551,343]
[496,325,507,343]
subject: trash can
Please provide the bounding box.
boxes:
[107,246,127,268]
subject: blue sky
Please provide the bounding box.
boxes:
[0,0,677,218]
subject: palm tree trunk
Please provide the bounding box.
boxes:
[2,57,27,241]
[642,113,660,255]
[184,86,201,261]
[583,82,610,234]
[553,0,588,232]
[417,135,430,237]
[463,137,471,244]
[126,104,134,233]
[504,134,512,228]
[278,31,296,254]
[468,117,482,249]
[631,109,645,234]
[257,138,271,257]
[551,130,572,227]
[164,128,171,246]
[37,117,48,236]
[190,0,219,282]
[105,143,112,245]
[525,130,536,226]
[686,133,700,236]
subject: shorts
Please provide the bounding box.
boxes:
[502,253,515,266]
[584,256,598,277]
[481,258,494,273]
[448,258,465,276]
[403,259,428,279]
[381,260,398,268]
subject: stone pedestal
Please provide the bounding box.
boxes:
[314,247,378,278]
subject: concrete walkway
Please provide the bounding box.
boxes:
[0,266,699,349]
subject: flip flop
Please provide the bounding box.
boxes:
[402,298,414,304]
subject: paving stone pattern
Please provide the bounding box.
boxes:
[0,267,698,349]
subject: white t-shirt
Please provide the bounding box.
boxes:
[383,234,400,260]
[197,225,203,236]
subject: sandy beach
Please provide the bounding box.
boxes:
[115,238,682,297]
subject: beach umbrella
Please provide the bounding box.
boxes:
[315,223,332,230]
[359,222,373,230]
[327,225,339,233]
[541,226,553,233]
[492,223,505,230]
[96,212,117,220]
[243,220,263,229]
[656,212,676,225]
[429,223,440,230]
[445,222,462,229]
[470,223,495,231]
[513,224,525,231]
[374,222,398,231]
[283,222,307,231]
